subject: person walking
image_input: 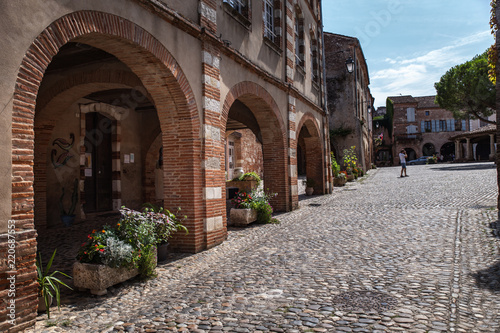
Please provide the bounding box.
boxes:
[399,149,408,177]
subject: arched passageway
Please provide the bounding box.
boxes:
[222,82,288,212]
[296,114,324,195]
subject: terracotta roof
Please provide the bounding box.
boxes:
[449,124,496,140]
[387,95,416,104]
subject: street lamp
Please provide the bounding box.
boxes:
[345,57,355,73]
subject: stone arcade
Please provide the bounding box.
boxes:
[0,0,331,330]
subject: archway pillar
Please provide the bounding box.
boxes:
[288,95,299,210]
[201,41,226,249]
[455,140,462,160]
[489,134,496,161]
[466,138,473,161]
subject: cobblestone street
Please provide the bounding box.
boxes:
[31,162,500,333]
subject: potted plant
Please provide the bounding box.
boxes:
[334,172,347,187]
[142,203,188,261]
[229,189,277,226]
[74,207,166,295]
[305,178,316,196]
[59,178,78,227]
[37,249,72,319]
[230,191,258,226]
[227,171,262,194]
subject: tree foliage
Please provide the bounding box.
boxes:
[435,51,496,124]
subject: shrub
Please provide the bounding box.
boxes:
[231,189,278,224]
[342,146,358,170]
[331,152,340,177]
[77,206,188,279]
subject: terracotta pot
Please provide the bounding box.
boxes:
[305,187,314,196]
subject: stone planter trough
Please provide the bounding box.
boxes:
[73,262,139,296]
[230,208,257,227]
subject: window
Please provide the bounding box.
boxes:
[425,111,430,116]
[406,125,417,134]
[226,0,248,16]
[406,108,415,122]
[294,17,300,65]
[263,0,275,42]
[424,121,432,132]
[439,120,447,132]
[294,10,304,68]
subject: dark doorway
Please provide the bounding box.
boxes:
[84,112,113,213]
[423,143,435,156]
[404,148,416,161]
[440,142,455,161]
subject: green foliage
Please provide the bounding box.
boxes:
[233,172,262,187]
[342,146,358,170]
[330,125,354,138]
[435,50,496,124]
[37,249,72,319]
[426,156,438,164]
[231,189,278,224]
[77,206,188,279]
[142,203,188,245]
[330,152,340,177]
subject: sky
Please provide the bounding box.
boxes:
[322,0,494,108]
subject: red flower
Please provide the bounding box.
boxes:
[99,249,104,252]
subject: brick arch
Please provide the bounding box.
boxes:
[12,10,201,244]
[222,81,289,211]
[36,69,150,115]
[296,112,325,194]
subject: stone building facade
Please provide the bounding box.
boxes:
[388,95,469,163]
[324,33,373,171]
[0,0,331,330]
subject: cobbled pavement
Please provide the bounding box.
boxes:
[29,162,500,333]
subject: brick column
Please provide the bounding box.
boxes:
[288,95,298,210]
[199,0,217,33]
[201,42,226,248]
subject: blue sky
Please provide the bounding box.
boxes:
[322,0,494,108]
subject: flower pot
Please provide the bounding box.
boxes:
[334,177,346,187]
[61,214,75,227]
[37,294,53,313]
[347,174,354,181]
[73,262,139,295]
[230,208,257,227]
[157,242,169,262]
[305,187,314,196]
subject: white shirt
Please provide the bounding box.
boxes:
[399,153,406,163]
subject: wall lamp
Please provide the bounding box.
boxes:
[345,57,355,73]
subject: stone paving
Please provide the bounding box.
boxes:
[29,162,500,332]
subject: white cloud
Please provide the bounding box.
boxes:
[371,30,492,106]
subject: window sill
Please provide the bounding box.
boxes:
[263,37,282,55]
[223,2,251,29]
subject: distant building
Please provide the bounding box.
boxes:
[373,107,393,167]
[324,33,373,171]
[388,95,469,163]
